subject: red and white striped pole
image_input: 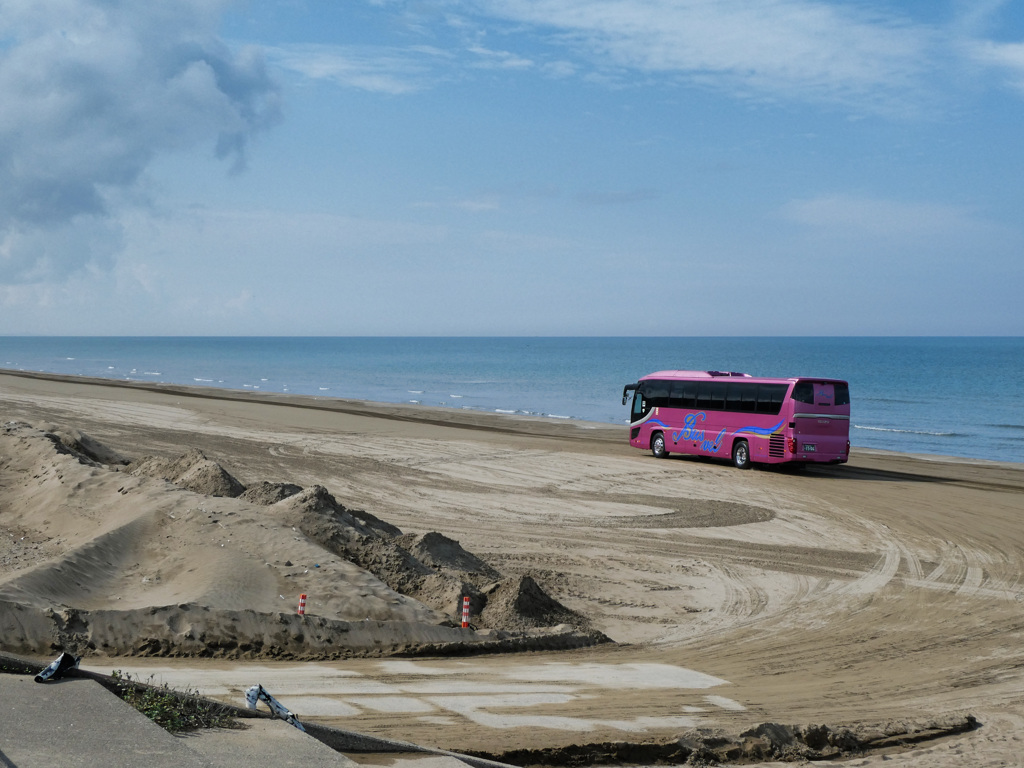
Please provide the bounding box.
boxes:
[298,594,307,616]
[461,596,470,628]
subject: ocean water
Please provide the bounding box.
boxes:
[1,337,1021,464]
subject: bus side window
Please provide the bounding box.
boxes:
[739,383,757,413]
[675,381,697,408]
[707,382,726,411]
[668,381,684,408]
[645,380,670,408]
[791,381,814,404]
[757,384,787,414]
[725,383,743,412]
[696,382,713,410]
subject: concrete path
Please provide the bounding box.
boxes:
[0,672,497,768]
[0,674,207,768]
[183,718,360,767]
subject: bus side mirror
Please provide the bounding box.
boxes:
[622,384,638,406]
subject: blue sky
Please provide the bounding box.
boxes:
[1,0,1022,335]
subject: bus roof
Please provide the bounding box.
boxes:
[643,370,752,379]
[639,370,847,384]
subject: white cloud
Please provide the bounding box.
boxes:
[473,0,934,109]
[577,188,660,205]
[355,1,1024,111]
[0,0,280,283]
[468,44,534,69]
[781,195,993,240]
[967,39,1024,93]
[413,197,501,212]
[0,218,121,284]
[542,60,578,78]
[268,2,969,111]
[267,39,534,91]
[266,44,441,94]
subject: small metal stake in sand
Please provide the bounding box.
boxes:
[298,593,307,616]
[461,595,470,628]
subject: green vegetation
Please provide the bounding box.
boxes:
[110,670,239,733]
[0,654,38,675]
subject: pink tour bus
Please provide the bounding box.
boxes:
[622,370,850,469]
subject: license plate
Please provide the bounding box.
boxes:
[803,444,816,452]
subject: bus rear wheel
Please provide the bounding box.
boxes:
[651,432,669,459]
[732,440,751,469]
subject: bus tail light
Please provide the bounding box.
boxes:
[788,437,798,454]
[845,440,850,455]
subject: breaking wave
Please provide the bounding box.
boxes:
[853,425,962,438]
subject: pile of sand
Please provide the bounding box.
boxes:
[271,483,595,634]
[401,531,500,579]
[238,481,302,505]
[42,424,130,467]
[128,448,246,498]
[481,574,590,632]
[0,421,606,659]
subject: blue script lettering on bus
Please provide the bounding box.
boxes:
[675,412,705,441]
[672,413,726,453]
[706,428,727,453]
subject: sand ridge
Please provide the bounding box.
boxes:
[0,420,604,659]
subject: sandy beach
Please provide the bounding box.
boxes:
[2,369,1023,765]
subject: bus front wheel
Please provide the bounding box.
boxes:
[651,432,669,459]
[732,440,751,469]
